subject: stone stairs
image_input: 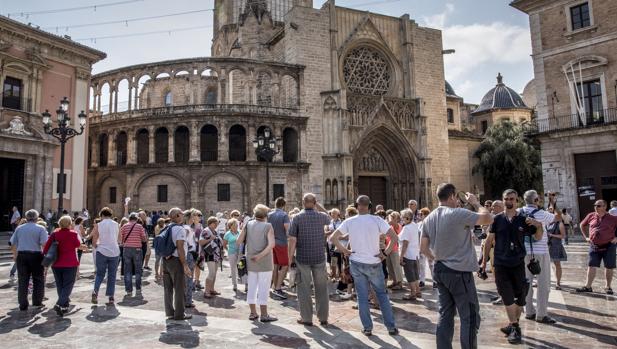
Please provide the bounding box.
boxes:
[0,231,13,263]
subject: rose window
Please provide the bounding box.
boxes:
[343,46,391,95]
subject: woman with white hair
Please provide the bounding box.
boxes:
[44,215,86,316]
[237,204,277,322]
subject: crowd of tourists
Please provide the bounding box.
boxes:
[6,188,617,348]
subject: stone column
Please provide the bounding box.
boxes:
[218,121,227,161]
[148,126,155,164]
[273,124,283,162]
[108,131,117,166]
[127,130,136,165]
[108,87,114,114]
[190,121,200,162]
[168,130,174,163]
[134,84,140,110]
[113,88,118,113]
[91,133,99,168]
[247,122,257,161]
[127,85,133,111]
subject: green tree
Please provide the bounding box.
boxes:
[473,121,543,199]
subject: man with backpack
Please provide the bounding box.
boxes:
[155,207,192,320]
[481,189,543,344]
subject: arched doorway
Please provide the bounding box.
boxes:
[352,126,417,210]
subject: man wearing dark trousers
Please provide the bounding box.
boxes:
[163,207,192,320]
[421,183,493,349]
[10,209,48,311]
[481,189,544,344]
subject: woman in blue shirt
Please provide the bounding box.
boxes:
[223,218,242,292]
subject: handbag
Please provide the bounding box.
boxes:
[42,233,58,267]
[526,237,541,275]
[119,222,138,259]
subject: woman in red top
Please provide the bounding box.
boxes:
[43,215,84,316]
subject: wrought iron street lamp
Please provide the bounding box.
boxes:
[42,97,87,216]
[252,127,280,207]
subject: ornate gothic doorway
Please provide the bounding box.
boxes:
[358,176,387,209]
[352,125,418,210]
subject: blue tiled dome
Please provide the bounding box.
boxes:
[472,73,528,114]
[446,80,459,98]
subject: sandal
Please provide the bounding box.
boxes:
[211,290,221,295]
[606,288,614,295]
[249,313,259,321]
[402,295,417,301]
[203,292,212,299]
[575,286,593,293]
[260,314,278,322]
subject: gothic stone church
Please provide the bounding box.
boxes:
[87,0,476,215]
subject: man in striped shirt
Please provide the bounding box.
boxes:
[121,212,148,297]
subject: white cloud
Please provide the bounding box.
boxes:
[422,5,532,102]
[422,3,454,29]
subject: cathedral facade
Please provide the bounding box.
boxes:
[86,0,454,214]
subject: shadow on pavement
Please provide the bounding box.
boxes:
[0,308,43,334]
[159,320,200,348]
[86,304,120,322]
[251,321,308,348]
[27,308,73,338]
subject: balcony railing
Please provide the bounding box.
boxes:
[528,108,617,134]
[90,103,302,124]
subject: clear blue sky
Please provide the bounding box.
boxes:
[2,0,534,104]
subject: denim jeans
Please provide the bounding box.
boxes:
[94,251,120,297]
[350,260,396,331]
[185,252,195,304]
[123,247,143,293]
[52,267,77,307]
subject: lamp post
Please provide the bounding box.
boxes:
[252,127,280,207]
[42,97,87,216]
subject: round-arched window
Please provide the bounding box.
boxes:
[343,46,392,95]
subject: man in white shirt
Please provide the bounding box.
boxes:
[609,201,617,216]
[520,190,557,324]
[331,195,399,337]
[399,209,420,301]
[10,206,21,231]
[162,207,192,320]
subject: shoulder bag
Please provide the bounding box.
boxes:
[42,233,58,267]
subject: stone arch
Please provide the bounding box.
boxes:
[200,124,218,161]
[98,133,109,167]
[97,175,126,216]
[174,125,190,163]
[229,124,246,161]
[154,127,169,163]
[200,170,248,213]
[136,128,149,164]
[116,131,128,166]
[283,127,298,162]
[280,74,299,108]
[352,124,418,209]
[133,171,190,210]
[256,71,272,106]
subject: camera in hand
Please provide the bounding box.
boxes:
[473,226,487,240]
[521,222,537,236]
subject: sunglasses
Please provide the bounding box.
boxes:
[504,198,516,201]
[594,205,604,208]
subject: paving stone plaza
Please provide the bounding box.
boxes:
[0,242,615,348]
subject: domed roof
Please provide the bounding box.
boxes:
[445,80,460,98]
[472,73,528,114]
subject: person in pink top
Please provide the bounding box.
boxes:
[120,212,148,297]
[43,215,85,316]
[386,211,403,290]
